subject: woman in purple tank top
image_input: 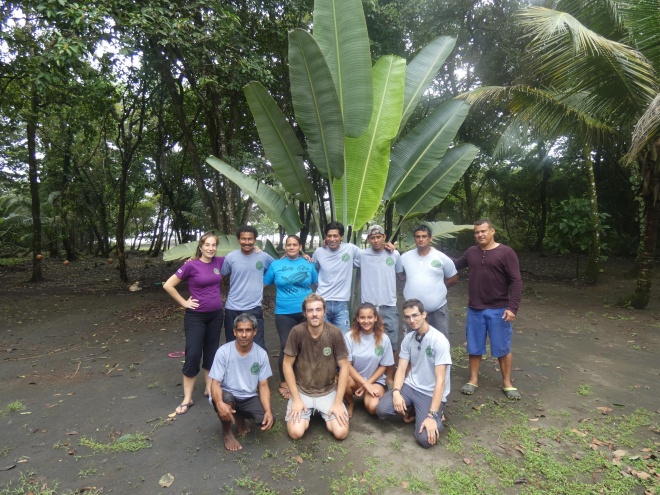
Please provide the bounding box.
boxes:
[163,233,225,415]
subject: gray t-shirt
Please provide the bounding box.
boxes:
[355,247,403,306]
[312,243,360,302]
[400,248,457,312]
[221,250,274,310]
[399,326,451,400]
[344,332,394,387]
[209,342,272,399]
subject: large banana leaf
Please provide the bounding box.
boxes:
[243,82,315,204]
[206,156,302,234]
[397,221,474,251]
[400,36,456,134]
[385,99,471,201]
[289,29,344,181]
[396,144,479,219]
[313,0,372,137]
[163,235,240,262]
[334,56,406,230]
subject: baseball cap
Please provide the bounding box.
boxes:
[367,225,385,236]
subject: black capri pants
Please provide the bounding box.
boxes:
[183,308,223,377]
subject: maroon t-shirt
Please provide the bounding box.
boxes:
[454,244,522,314]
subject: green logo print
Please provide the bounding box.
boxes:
[256,261,264,270]
[385,257,394,266]
[323,347,332,356]
[213,268,220,275]
[431,259,442,268]
[375,345,384,357]
[425,345,433,357]
[341,253,350,262]
[250,363,261,375]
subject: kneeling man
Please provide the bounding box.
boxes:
[209,313,274,451]
[376,299,451,448]
[283,294,350,440]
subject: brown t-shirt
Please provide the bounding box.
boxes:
[284,322,348,397]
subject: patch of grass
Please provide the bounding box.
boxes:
[434,467,498,495]
[270,456,299,481]
[147,382,159,389]
[0,471,59,495]
[234,477,277,494]
[79,432,151,453]
[450,346,467,368]
[291,487,305,495]
[445,426,464,453]
[0,258,26,268]
[576,384,593,396]
[6,401,25,413]
[265,420,283,436]
[0,447,11,457]
[390,436,402,452]
[401,473,432,493]
[78,468,97,478]
[329,457,398,495]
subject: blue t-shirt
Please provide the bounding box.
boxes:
[264,257,318,314]
[174,257,225,312]
[221,250,273,310]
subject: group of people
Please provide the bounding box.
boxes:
[163,220,522,450]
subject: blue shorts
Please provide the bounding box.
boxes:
[466,307,512,358]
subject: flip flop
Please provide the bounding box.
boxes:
[460,383,478,395]
[503,387,522,400]
[168,351,185,358]
[176,401,194,415]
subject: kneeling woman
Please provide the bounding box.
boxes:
[344,303,394,417]
[163,233,225,415]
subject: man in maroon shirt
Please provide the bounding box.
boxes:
[453,219,523,400]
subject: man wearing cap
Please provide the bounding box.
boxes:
[355,224,403,387]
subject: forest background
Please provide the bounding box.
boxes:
[1,0,659,307]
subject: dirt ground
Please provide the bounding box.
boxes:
[1,254,659,495]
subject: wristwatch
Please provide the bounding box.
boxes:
[427,410,438,418]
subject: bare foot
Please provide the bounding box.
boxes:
[346,401,354,419]
[224,430,243,451]
[403,406,416,423]
[237,416,250,436]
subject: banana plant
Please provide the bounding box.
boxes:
[207,0,477,238]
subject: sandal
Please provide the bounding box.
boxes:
[502,387,521,400]
[176,401,194,415]
[460,383,478,395]
[278,385,291,399]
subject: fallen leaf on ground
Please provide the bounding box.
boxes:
[159,473,174,488]
[463,458,472,465]
[634,471,651,480]
[168,412,177,418]
[17,459,28,464]
[0,465,15,471]
[514,478,527,484]
[65,431,78,435]
[295,456,303,464]
[529,418,539,422]
[596,406,613,414]
[571,429,586,437]
[612,449,627,458]
[401,481,408,489]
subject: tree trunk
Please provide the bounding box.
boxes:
[535,144,551,252]
[117,161,129,282]
[28,86,43,282]
[463,163,475,222]
[627,140,660,309]
[583,151,601,284]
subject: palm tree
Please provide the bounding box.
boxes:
[460,1,658,296]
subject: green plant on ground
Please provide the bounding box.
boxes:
[234,477,277,495]
[445,427,464,454]
[79,432,151,453]
[0,471,59,495]
[402,473,432,493]
[329,457,398,495]
[7,401,25,413]
[434,467,498,495]
[576,384,593,396]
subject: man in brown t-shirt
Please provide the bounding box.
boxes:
[283,294,350,440]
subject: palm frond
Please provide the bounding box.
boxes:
[625,93,660,163]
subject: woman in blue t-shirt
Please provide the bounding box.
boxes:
[344,303,394,417]
[263,235,318,399]
[164,233,225,415]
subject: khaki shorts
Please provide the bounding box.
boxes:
[285,390,347,422]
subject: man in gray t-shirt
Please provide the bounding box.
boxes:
[355,224,403,386]
[209,313,274,451]
[221,225,273,349]
[376,299,451,449]
[312,221,359,332]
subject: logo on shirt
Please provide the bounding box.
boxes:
[375,345,384,357]
[431,259,442,268]
[341,253,350,262]
[250,363,261,375]
[323,347,332,356]
[425,345,434,357]
[386,257,394,266]
[213,268,220,275]
[256,261,264,270]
